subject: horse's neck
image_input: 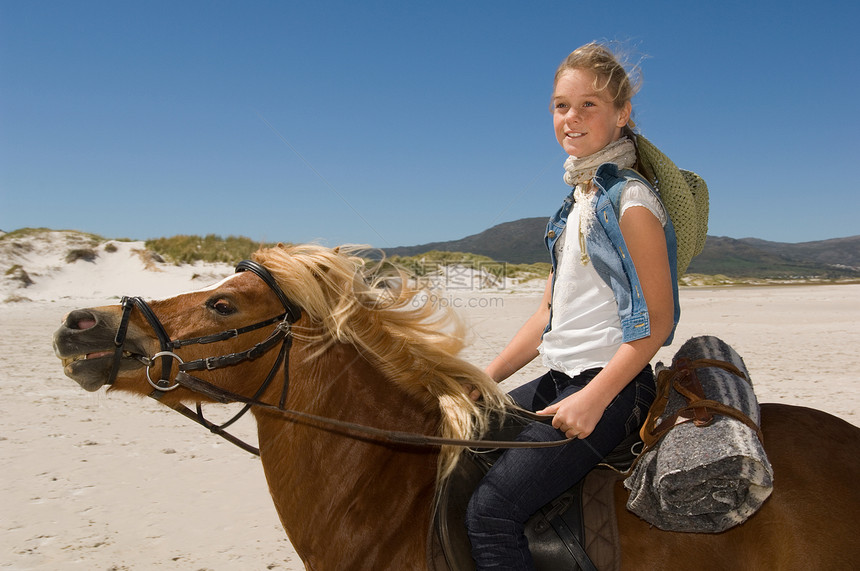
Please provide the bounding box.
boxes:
[255,341,440,569]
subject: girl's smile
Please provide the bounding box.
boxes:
[552,69,631,158]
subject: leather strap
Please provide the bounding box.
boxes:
[167,371,577,451]
[547,515,598,571]
[638,357,763,458]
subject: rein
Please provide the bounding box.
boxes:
[109,260,573,455]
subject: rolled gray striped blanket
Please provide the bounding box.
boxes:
[624,335,774,532]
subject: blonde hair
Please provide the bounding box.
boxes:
[252,243,510,479]
[554,41,642,129]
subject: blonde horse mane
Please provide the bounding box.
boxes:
[252,243,510,477]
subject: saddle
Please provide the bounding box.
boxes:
[428,411,639,571]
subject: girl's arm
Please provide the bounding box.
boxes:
[484,274,553,383]
[538,205,674,438]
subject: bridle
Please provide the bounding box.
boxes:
[107,260,301,454]
[108,260,573,456]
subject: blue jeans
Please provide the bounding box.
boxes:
[465,366,656,570]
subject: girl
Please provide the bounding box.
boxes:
[465,42,681,569]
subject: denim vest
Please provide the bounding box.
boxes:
[544,163,680,345]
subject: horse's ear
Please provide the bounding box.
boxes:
[315,245,348,277]
[311,261,334,281]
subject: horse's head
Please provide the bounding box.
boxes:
[52,260,298,405]
[53,243,508,474]
[52,242,401,406]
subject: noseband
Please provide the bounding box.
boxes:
[108,260,301,455]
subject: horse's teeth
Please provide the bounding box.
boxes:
[66,351,130,364]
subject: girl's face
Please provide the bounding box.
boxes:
[552,69,631,158]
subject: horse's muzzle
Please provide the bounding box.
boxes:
[53,307,148,391]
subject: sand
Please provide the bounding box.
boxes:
[1,266,858,569]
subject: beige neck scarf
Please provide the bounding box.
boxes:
[563,136,637,187]
[562,137,637,264]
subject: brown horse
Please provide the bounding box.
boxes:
[53,243,860,570]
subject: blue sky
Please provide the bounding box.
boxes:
[2,0,858,249]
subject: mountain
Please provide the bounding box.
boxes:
[736,236,860,268]
[685,236,860,278]
[385,218,548,264]
[383,219,860,279]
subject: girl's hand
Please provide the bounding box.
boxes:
[536,390,606,439]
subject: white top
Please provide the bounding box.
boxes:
[538,181,666,376]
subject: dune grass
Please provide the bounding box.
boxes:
[144,234,279,265]
[388,250,551,281]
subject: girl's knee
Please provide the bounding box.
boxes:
[466,485,512,530]
[465,484,493,531]
[466,482,523,534]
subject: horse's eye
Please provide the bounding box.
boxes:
[208,299,236,316]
